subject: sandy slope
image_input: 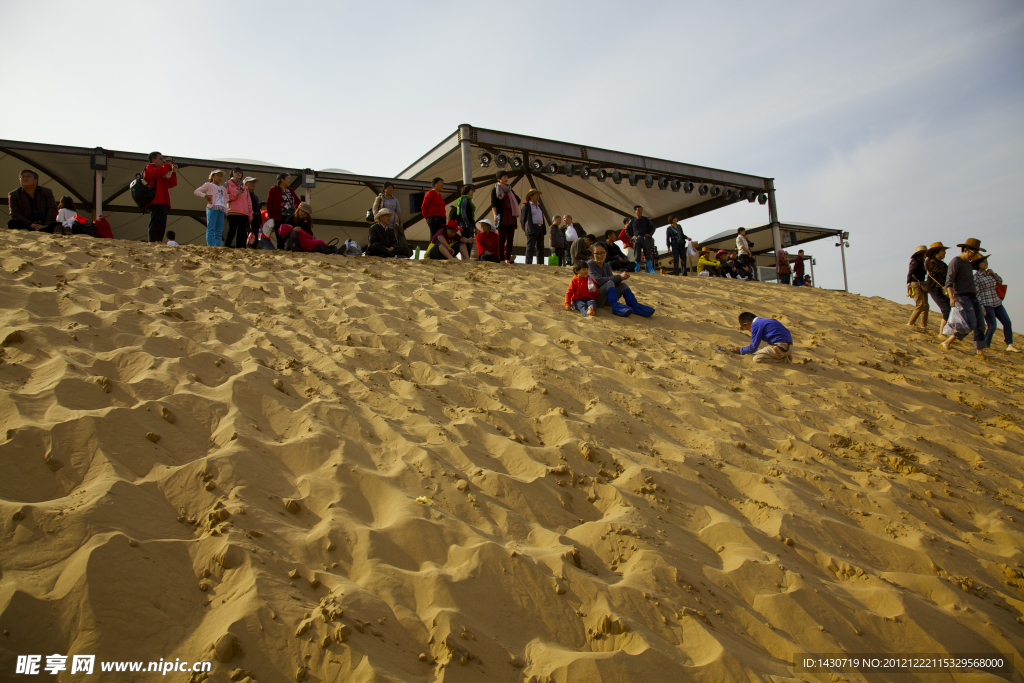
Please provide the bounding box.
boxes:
[0,230,1021,683]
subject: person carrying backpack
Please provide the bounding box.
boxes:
[143,152,178,243]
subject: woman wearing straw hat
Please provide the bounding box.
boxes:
[924,242,952,334]
[941,238,987,358]
[973,253,1018,353]
[906,244,930,330]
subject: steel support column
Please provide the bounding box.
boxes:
[766,178,782,278]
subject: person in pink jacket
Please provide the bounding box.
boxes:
[193,169,229,246]
[224,166,253,249]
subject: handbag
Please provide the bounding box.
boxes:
[942,306,970,336]
[996,283,1008,300]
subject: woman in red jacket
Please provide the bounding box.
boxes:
[475,219,500,262]
[420,177,447,236]
[266,173,299,249]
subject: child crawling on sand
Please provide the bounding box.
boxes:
[729,311,794,363]
[564,260,598,317]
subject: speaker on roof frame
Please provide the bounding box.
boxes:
[757,193,768,205]
[710,185,722,197]
[580,165,592,180]
[495,153,508,168]
[683,181,695,193]
[478,152,492,167]
[644,174,654,189]
[510,156,523,170]
[564,162,575,177]
[698,183,710,196]
[657,177,668,190]
[612,170,622,184]
[746,190,756,202]
[530,158,543,171]
[596,169,608,182]
[670,179,681,192]
[725,189,735,200]
[628,172,639,186]
[545,162,558,175]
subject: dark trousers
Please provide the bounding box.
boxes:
[793,272,804,285]
[498,225,516,262]
[739,253,756,280]
[478,254,500,263]
[367,243,411,258]
[983,303,1013,348]
[929,289,951,321]
[955,295,986,349]
[671,244,685,275]
[8,218,57,233]
[636,234,656,265]
[426,215,446,234]
[147,203,169,242]
[609,260,636,272]
[225,214,249,248]
[525,232,544,264]
[779,272,791,285]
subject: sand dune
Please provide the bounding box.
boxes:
[0,230,1022,683]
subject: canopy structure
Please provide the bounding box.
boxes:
[2,125,794,255]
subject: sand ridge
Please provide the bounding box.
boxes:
[0,230,1022,682]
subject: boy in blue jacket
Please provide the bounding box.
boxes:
[729,312,794,363]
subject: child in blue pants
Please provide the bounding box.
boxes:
[564,260,598,317]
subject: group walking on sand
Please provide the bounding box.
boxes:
[907,238,1016,359]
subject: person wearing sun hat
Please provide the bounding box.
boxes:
[906,244,930,330]
[366,207,410,258]
[942,238,987,358]
[924,241,951,332]
[520,188,546,265]
[972,252,1018,353]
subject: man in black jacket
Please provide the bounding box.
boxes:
[8,169,58,233]
[603,230,636,272]
[628,205,657,273]
[521,189,546,264]
[366,208,411,258]
[245,177,262,247]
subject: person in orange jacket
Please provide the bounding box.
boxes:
[564,259,599,317]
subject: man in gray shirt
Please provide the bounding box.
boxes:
[942,237,986,358]
[588,241,655,317]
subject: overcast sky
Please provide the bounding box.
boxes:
[3,0,1023,326]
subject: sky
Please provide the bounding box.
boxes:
[3,0,1023,327]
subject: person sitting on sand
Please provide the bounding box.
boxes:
[942,238,986,359]
[366,208,411,258]
[476,219,500,263]
[570,233,594,264]
[603,230,636,272]
[698,247,720,277]
[588,241,655,318]
[427,220,470,260]
[564,259,598,317]
[730,312,794,363]
[165,230,178,246]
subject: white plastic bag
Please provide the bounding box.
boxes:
[942,306,969,336]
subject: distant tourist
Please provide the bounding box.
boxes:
[143,152,178,242]
[564,259,598,317]
[802,274,812,286]
[166,230,178,246]
[563,214,578,251]
[427,220,471,260]
[698,247,720,276]
[666,215,686,276]
[267,173,299,248]
[973,253,1017,353]
[686,237,697,275]
[588,241,655,317]
[941,238,986,358]
[776,250,792,285]
[570,233,594,264]
[549,215,566,266]
[245,177,261,246]
[476,219,500,262]
[522,189,546,265]
[455,184,476,254]
[793,249,806,285]
[291,202,314,234]
[628,205,657,274]
[372,182,405,248]
[906,244,930,330]
[194,170,229,247]
[730,312,794,363]
[421,177,448,237]
[603,230,635,272]
[225,167,253,249]
[490,172,520,263]
[736,227,755,279]
[366,208,411,258]
[618,217,634,262]
[925,242,951,333]
[54,196,91,236]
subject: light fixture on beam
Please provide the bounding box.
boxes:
[530,158,543,172]
[612,170,622,184]
[683,181,695,193]
[710,185,721,197]
[478,152,492,167]
[545,162,558,175]
[302,169,316,188]
[757,193,768,205]
[580,165,592,180]
[510,156,523,170]
[90,147,108,171]
[725,189,735,200]
[644,174,654,188]
[657,177,668,190]
[698,183,709,196]
[596,169,608,182]
[564,162,575,177]
[628,172,639,186]
[746,190,756,202]
[670,179,681,192]
[495,153,508,168]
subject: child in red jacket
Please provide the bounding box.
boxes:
[564,259,599,317]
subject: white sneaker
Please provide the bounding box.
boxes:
[1008,344,1021,353]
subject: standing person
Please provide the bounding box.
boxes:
[974,254,1018,353]
[143,152,178,243]
[224,167,253,249]
[685,237,698,275]
[490,171,520,264]
[729,312,795,363]
[454,184,476,254]
[563,214,579,255]
[372,182,407,252]
[587,241,655,317]
[8,169,58,233]
[194,170,230,247]
[522,189,546,265]
[776,250,791,285]
[618,217,635,263]
[942,238,987,359]
[549,214,567,266]
[245,178,261,247]
[793,249,805,285]
[475,219,500,262]
[925,242,951,336]
[906,245,930,330]
[366,208,411,258]
[628,206,657,274]
[267,173,299,249]
[736,227,755,280]
[421,177,448,237]
[665,215,686,276]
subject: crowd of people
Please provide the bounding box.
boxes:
[907,239,1015,358]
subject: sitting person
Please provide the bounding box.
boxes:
[721,253,748,279]
[54,196,96,237]
[259,219,276,249]
[570,233,594,264]
[8,169,58,233]
[476,219,500,262]
[366,208,411,258]
[603,230,636,272]
[427,220,471,260]
[802,274,811,286]
[729,312,794,363]
[166,230,179,246]
[732,252,752,279]
[587,241,655,318]
[564,259,598,317]
[698,247,721,276]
